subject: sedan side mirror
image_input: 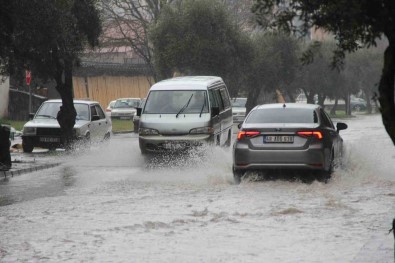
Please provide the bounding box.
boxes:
[336,122,348,132]
[136,107,142,117]
[28,113,35,120]
[237,123,242,129]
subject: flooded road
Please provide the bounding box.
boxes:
[0,114,394,262]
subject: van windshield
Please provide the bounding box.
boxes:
[143,90,209,114]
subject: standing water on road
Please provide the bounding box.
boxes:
[0,114,394,262]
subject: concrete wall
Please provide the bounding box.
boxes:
[0,76,10,118]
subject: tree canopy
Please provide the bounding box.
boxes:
[149,0,254,96]
[253,0,395,145]
[1,0,101,146]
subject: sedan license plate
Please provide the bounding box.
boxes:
[264,135,294,143]
[40,137,60,143]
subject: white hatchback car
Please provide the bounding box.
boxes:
[22,99,112,152]
[111,98,141,119]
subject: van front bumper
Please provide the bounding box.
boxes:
[139,134,214,153]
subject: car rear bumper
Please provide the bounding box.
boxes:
[233,145,326,170]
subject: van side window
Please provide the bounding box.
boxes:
[209,90,218,108]
[219,87,231,109]
[213,89,224,111]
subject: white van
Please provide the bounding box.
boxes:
[137,76,233,154]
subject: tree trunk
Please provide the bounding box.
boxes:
[306,91,315,104]
[365,90,372,114]
[246,86,262,115]
[378,43,395,145]
[330,98,338,115]
[54,57,76,149]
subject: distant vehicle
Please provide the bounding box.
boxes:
[137,76,233,154]
[105,100,116,117]
[22,99,112,152]
[111,98,141,119]
[233,103,347,183]
[133,98,146,133]
[231,97,247,123]
[350,97,367,111]
[296,93,368,112]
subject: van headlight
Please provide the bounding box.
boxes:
[189,127,214,134]
[23,127,36,135]
[139,128,159,135]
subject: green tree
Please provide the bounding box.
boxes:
[1,0,101,147]
[253,0,395,144]
[245,32,300,113]
[345,49,383,113]
[148,0,253,96]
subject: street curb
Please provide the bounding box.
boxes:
[1,163,61,178]
[112,130,134,134]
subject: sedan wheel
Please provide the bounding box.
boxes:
[22,140,34,153]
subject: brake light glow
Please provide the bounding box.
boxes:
[237,131,260,140]
[297,131,323,139]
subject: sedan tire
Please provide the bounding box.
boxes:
[22,140,34,153]
[233,166,245,184]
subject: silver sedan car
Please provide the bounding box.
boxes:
[232,103,347,183]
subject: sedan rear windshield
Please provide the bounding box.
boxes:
[246,108,318,124]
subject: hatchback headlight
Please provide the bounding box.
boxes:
[139,128,159,135]
[190,127,214,134]
[23,127,36,135]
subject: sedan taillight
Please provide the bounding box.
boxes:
[237,131,260,140]
[296,131,323,139]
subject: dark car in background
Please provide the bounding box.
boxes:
[233,103,347,183]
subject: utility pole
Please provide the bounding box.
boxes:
[26,70,32,113]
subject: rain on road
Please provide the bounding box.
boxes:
[0,114,394,262]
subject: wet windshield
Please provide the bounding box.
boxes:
[35,102,90,121]
[114,99,140,108]
[143,90,208,114]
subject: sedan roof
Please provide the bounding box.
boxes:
[46,99,99,105]
[253,103,320,110]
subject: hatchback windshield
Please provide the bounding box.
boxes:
[35,102,90,121]
[114,99,140,108]
[246,108,318,124]
[143,90,209,114]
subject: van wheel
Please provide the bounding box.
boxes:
[225,131,232,147]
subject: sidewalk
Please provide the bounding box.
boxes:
[1,138,61,178]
